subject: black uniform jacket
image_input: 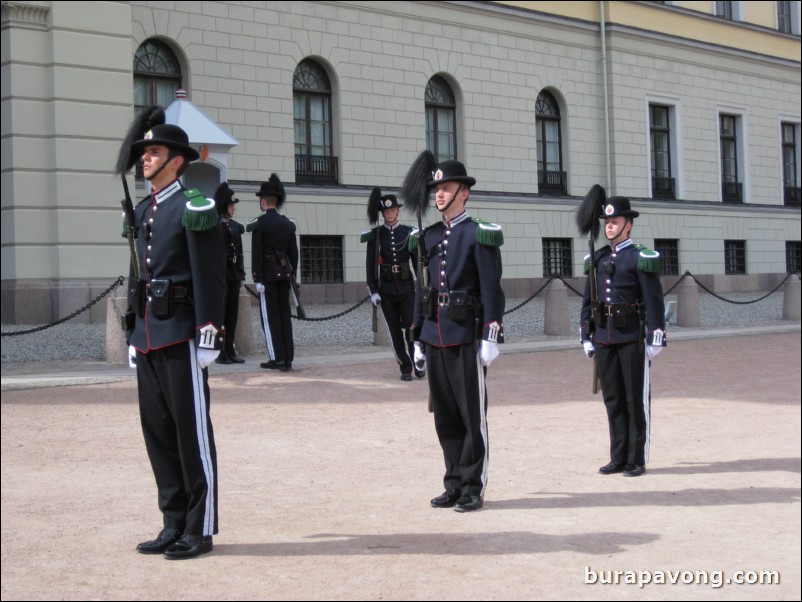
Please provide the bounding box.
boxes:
[413,212,505,348]
[365,223,418,296]
[127,181,226,352]
[251,209,299,283]
[580,239,665,346]
[221,217,246,282]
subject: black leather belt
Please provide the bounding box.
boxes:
[437,292,478,306]
[146,283,191,301]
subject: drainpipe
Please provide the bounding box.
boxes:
[600,1,611,193]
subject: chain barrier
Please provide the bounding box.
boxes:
[244,283,371,321]
[5,269,797,337]
[1,276,125,337]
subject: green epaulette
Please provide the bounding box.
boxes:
[245,217,259,233]
[181,189,218,231]
[635,244,660,273]
[407,226,422,252]
[473,218,503,247]
[360,228,376,243]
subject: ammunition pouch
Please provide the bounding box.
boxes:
[591,300,602,325]
[149,279,173,319]
[446,289,477,323]
[121,311,136,332]
[422,287,437,319]
[602,302,642,329]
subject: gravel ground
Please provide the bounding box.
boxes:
[0,290,789,363]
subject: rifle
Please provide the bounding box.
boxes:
[576,184,605,395]
[290,279,306,320]
[372,225,380,333]
[115,107,165,331]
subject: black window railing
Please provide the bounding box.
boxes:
[537,170,567,195]
[295,154,339,186]
[784,186,801,207]
[652,177,675,199]
[722,181,743,204]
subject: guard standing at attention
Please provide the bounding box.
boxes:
[362,187,421,381]
[116,107,226,559]
[251,173,298,372]
[214,182,246,364]
[401,152,505,513]
[579,190,666,478]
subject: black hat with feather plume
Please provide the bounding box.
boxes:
[214,182,238,215]
[256,173,286,208]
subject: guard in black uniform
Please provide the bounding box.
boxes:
[403,156,505,513]
[362,187,421,381]
[580,196,666,478]
[117,109,226,559]
[214,182,246,364]
[252,174,299,371]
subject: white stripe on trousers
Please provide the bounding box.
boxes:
[259,291,276,361]
[642,351,651,465]
[189,341,216,536]
[475,350,489,495]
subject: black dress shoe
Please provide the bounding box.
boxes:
[279,362,292,372]
[163,534,213,560]
[215,353,232,365]
[136,527,182,554]
[400,373,413,381]
[260,360,280,369]
[454,494,484,512]
[599,461,626,475]
[430,488,461,508]
[414,368,426,379]
[228,353,245,364]
[623,464,646,477]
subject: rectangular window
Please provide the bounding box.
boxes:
[654,239,679,276]
[650,105,675,199]
[542,238,573,278]
[782,122,801,207]
[724,240,746,275]
[300,235,343,284]
[716,1,733,19]
[720,114,742,203]
[787,241,801,274]
[778,1,793,33]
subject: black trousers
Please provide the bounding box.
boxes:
[379,291,415,375]
[136,341,218,536]
[596,341,651,466]
[223,279,241,356]
[259,281,294,364]
[426,342,488,496]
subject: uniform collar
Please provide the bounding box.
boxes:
[152,180,182,204]
[444,211,470,228]
[612,238,633,253]
[383,220,399,230]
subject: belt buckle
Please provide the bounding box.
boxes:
[605,304,613,316]
[391,265,400,273]
[438,292,449,306]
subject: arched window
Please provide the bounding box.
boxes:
[294,60,337,185]
[425,76,456,163]
[134,39,181,117]
[536,90,566,194]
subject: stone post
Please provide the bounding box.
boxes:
[544,278,573,336]
[676,276,701,327]
[233,288,256,356]
[782,273,801,321]
[104,296,128,363]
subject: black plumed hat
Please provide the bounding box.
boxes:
[256,173,286,208]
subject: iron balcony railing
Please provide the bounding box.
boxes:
[295,154,339,186]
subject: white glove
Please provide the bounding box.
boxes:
[128,345,137,369]
[370,292,382,307]
[583,341,595,359]
[479,340,499,367]
[255,283,265,294]
[413,342,426,371]
[647,345,663,359]
[196,348,219,370]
